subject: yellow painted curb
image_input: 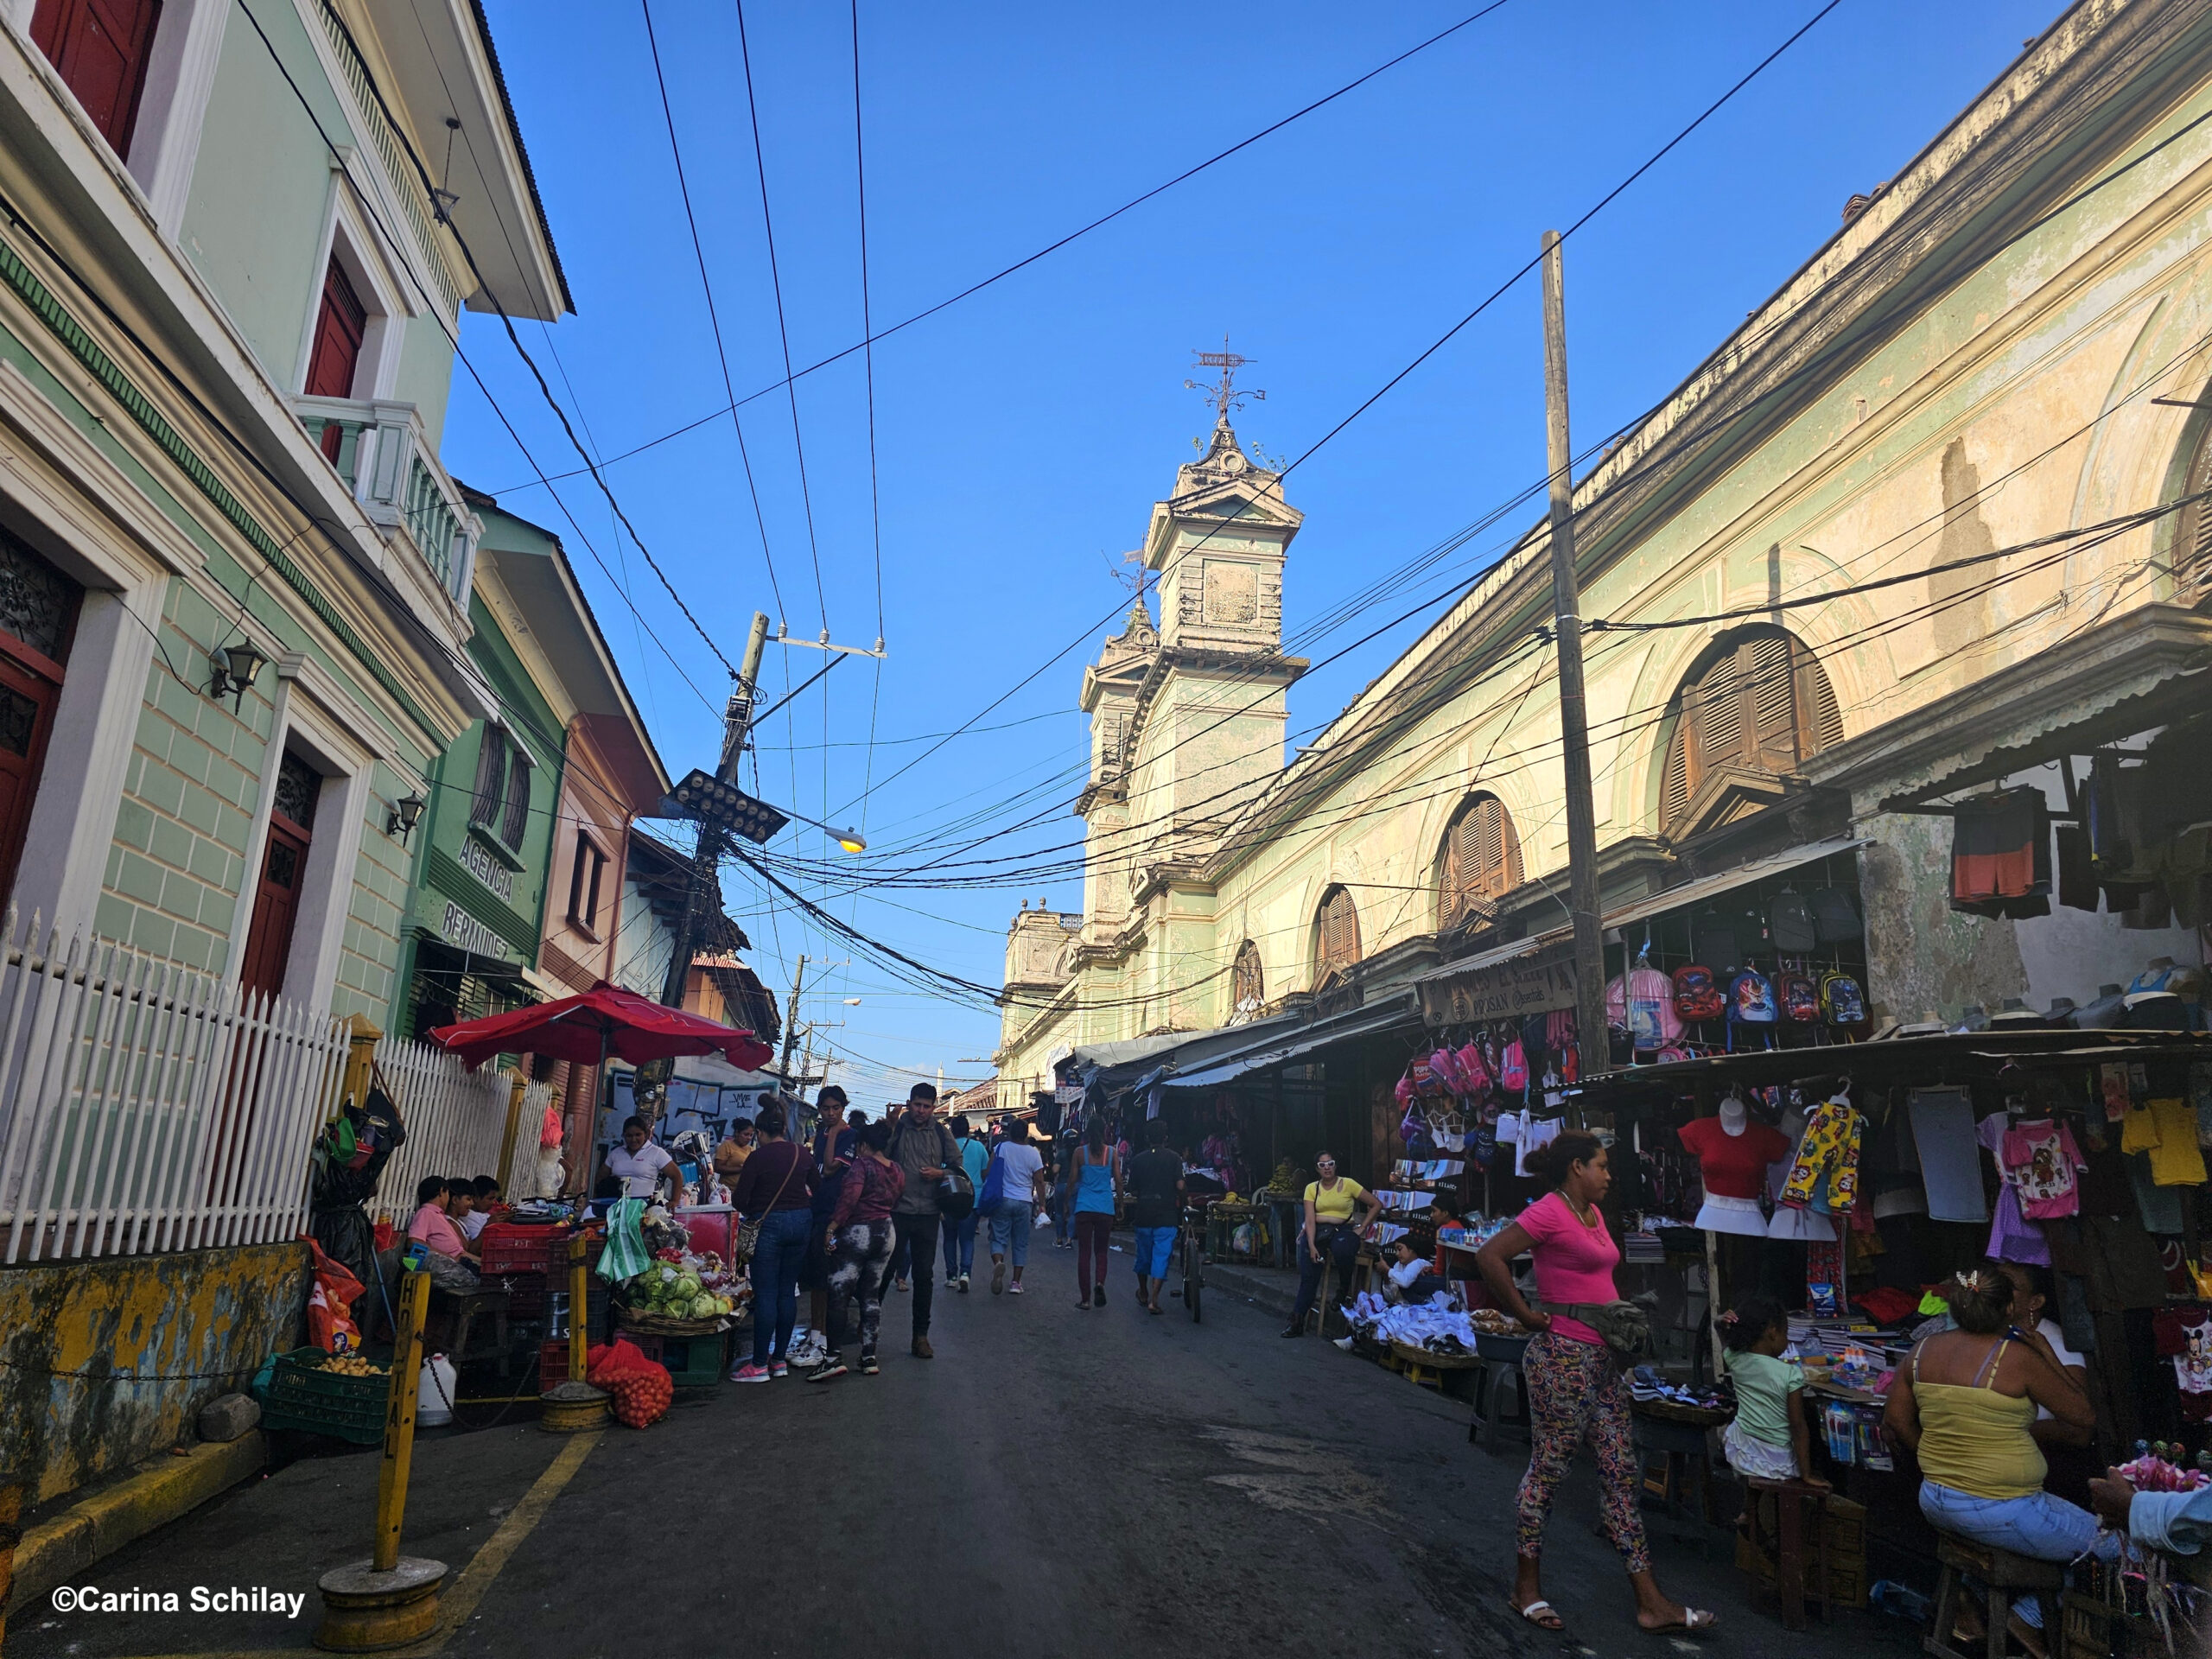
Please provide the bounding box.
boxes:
[6,1433,267,1615]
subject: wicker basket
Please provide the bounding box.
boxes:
[615,1307,732,1338]
[1389,1338,1481,1371]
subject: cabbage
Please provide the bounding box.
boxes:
[674,1274,701,1300]
[689,1294,715,1319]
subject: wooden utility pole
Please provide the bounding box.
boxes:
[777,956,808,1087]
[659,611,772,1007]
[1541,230,1611,1088]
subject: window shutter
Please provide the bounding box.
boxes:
[470,727,505,829]
[1745,635,1799,768]
[1687,663,1738,779]
[501,748,531,849]
[1661,724,1690,831]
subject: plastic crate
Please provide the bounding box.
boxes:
[626,1331,728,1389]
[539,1339,571,1392]
[258,1347,390,1444]
[480,1224,571,1276]
[500,1273,547,1317]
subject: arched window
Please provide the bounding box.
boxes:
[1437,792,1522,931]
[2175,416,2212,601]
[1230,940,1263,1020]
[1659,627,1843,836]
[1313,887,1361,988]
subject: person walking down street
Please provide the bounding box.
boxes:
[1474,1130,1715,1637]
[1069,1118,1122,1310]
[886,1084,959,1359]
[798,1108,855,1369]
[940,1115,988,1292]
[729,1100,814,1383]
[811,1119,905,1380]
[1282,1152,1382,1338]
[1052,1128,1079,1249]
[1125,1121,1185,1314]
[986,1122,1047,1295]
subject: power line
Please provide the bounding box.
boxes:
[483,0,1519,497]
[639,0,792,630]
[733,0,830,632]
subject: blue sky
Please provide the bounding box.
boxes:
[452,0,2052,1104]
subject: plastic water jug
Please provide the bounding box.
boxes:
[416,1352,456,1427]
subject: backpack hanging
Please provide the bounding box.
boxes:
[1777,967,1821,1023]
[1672,963,1725,1022]
[1729,969,1779,1026]
[1810,887,1862,943]
[1819,969,1867,1027]
[1770,889,1818,954]
[1608,955,1681,1051]
[1498,1037,1529,1093]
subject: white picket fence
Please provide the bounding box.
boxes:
[0,908,348,1264]
[365,1035,531,1224]
[0,906,550,1259]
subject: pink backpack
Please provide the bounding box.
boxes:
[1498,1039,1529,1093]
[1454,1041,1492,1099]
[1429,1046,1468,1095]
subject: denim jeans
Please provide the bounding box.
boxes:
[747,1209,811,1367]
[1918,1482,2120,1626]
[988,1201,1033,1267]
[1291,1224,1359,1325]
[941,1212,978,1280]
[886,1213,942,1338]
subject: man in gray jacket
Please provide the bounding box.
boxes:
[886,1083,959,1358]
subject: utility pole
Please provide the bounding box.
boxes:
[659,610,772,1007]
[1541,230,1611,1090]
[777,955,809,1088]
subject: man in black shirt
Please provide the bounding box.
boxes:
[1124,1121,1185,1314]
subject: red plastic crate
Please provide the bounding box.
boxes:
[480,1224,568,1275]
[538,1339,571,1391]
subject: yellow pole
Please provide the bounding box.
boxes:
[496,1072,528,1196]
[568,1230,588,1385]
[373,1268,431,1574]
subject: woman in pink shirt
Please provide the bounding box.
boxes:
[1476,1130,1714,1637]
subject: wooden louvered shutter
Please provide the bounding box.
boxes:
[1745,635,1799,769]
[1661,724,1690,831]
[1318,888,1360,980]
[1794,644,1844,757]
[2183,420,2212,601]
[1687,658,1739,780]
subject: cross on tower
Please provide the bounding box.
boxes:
[1185,335,1265,420]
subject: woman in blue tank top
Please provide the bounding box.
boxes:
[1070,1118,1122,1310]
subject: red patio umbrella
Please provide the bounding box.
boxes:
[428,982,775,1074]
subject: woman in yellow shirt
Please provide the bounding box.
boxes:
[1883,1265,2111,1647]
[1283,1151,1383,1338]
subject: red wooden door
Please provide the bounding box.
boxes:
[239,822,307,999]
[31,0,163,156]
[0,652,62,905]
[305,261,367,461]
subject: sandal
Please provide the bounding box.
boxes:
[1512,1600,1564,1631]
[1640,1608,1718,1635]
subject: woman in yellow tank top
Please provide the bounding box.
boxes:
[1883,1266,2115,1643]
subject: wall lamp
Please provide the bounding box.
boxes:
[386,792,426,843]
[207,640,269,709]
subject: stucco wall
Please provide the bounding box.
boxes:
[0,1242,308,1503]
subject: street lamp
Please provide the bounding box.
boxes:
[779,803,868,854]
[208,639,270,709]
[385,791,426,843]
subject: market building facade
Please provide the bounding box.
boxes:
[996,0,2212,1184]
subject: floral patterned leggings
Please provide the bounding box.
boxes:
[1513,1332,1652,1574]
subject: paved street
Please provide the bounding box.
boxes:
[7,1244,1925,1659]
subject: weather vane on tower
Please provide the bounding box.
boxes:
[1186,335,1264,422]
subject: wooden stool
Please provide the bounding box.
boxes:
[1631,1413,1723,1558]
[1468,1332,1534,1448]
[1924,1535,2063,1659]
[1743,1478,1834,1631]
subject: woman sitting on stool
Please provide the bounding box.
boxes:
[1882,1264,2112,1655]
[1281,1150,1382,1338]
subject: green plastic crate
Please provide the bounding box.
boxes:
[257,1347,391,1444]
